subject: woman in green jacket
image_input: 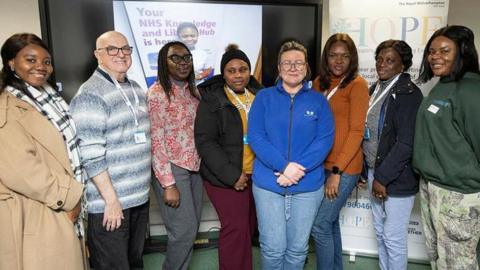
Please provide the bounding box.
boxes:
[413,25,480,270]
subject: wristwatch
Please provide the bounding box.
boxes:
[332,166,343,175]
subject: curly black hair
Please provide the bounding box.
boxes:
[375,39,413,71]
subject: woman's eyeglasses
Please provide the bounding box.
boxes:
[280,61,306,71]
[168,54,193,64]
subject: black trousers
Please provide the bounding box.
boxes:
[88,201,149,270]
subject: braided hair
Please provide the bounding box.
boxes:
[156,41,197,101]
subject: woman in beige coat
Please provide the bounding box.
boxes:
[0,33,85,270]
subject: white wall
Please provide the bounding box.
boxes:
[0,0,41,69]
[447,0,480,51]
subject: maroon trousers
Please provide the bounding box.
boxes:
[204,180,257,270]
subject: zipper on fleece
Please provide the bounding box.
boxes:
[285,96,294,194]
[287,96,294,161]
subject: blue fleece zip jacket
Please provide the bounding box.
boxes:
[248,80,334,195]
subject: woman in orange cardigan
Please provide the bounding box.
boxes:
[310,33,369,270]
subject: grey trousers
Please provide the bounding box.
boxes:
[152,163,203,270]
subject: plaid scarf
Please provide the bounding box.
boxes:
[6,84,86,237]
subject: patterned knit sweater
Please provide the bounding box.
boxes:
[70,69,151,213]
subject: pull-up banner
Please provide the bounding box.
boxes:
[330,0,449,261]
[330,0,449,86]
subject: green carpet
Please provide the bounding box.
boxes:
[143,246,431,269]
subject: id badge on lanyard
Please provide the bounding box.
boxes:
[364,127,371,140]
[134,132,147,144]
[109,71,144,144]
[364,74,400,141]
[227,86,251,146]
[243,134,249,145]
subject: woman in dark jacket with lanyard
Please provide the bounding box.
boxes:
[363,40,423,270]
[195,44,262,270]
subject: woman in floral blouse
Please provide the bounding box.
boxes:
[147,41,202,270]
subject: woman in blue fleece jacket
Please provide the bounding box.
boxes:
[248,40,334,270]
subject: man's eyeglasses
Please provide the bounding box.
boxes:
[97,46,133,56]
[168,54,193,64]
[280,61,306,71]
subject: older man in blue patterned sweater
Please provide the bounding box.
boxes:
[70,31,151,270]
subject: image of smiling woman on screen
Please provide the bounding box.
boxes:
[177,22,214,84]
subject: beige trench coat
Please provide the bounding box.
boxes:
[0,91,85,270]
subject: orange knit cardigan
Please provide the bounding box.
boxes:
[312,75,369,174]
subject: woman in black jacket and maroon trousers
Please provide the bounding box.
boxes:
[194,44,262,270]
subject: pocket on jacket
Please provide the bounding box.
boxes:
[302,114,319,134]
[24,199,44,235]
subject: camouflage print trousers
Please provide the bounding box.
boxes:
[420,179,480,270]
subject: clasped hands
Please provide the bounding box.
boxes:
[274,162,306,187]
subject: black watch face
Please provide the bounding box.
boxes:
[332,166,339,174]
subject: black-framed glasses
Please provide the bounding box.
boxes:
[280,61,306,71]
[168,54,193,64]
[97,46,133,56]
